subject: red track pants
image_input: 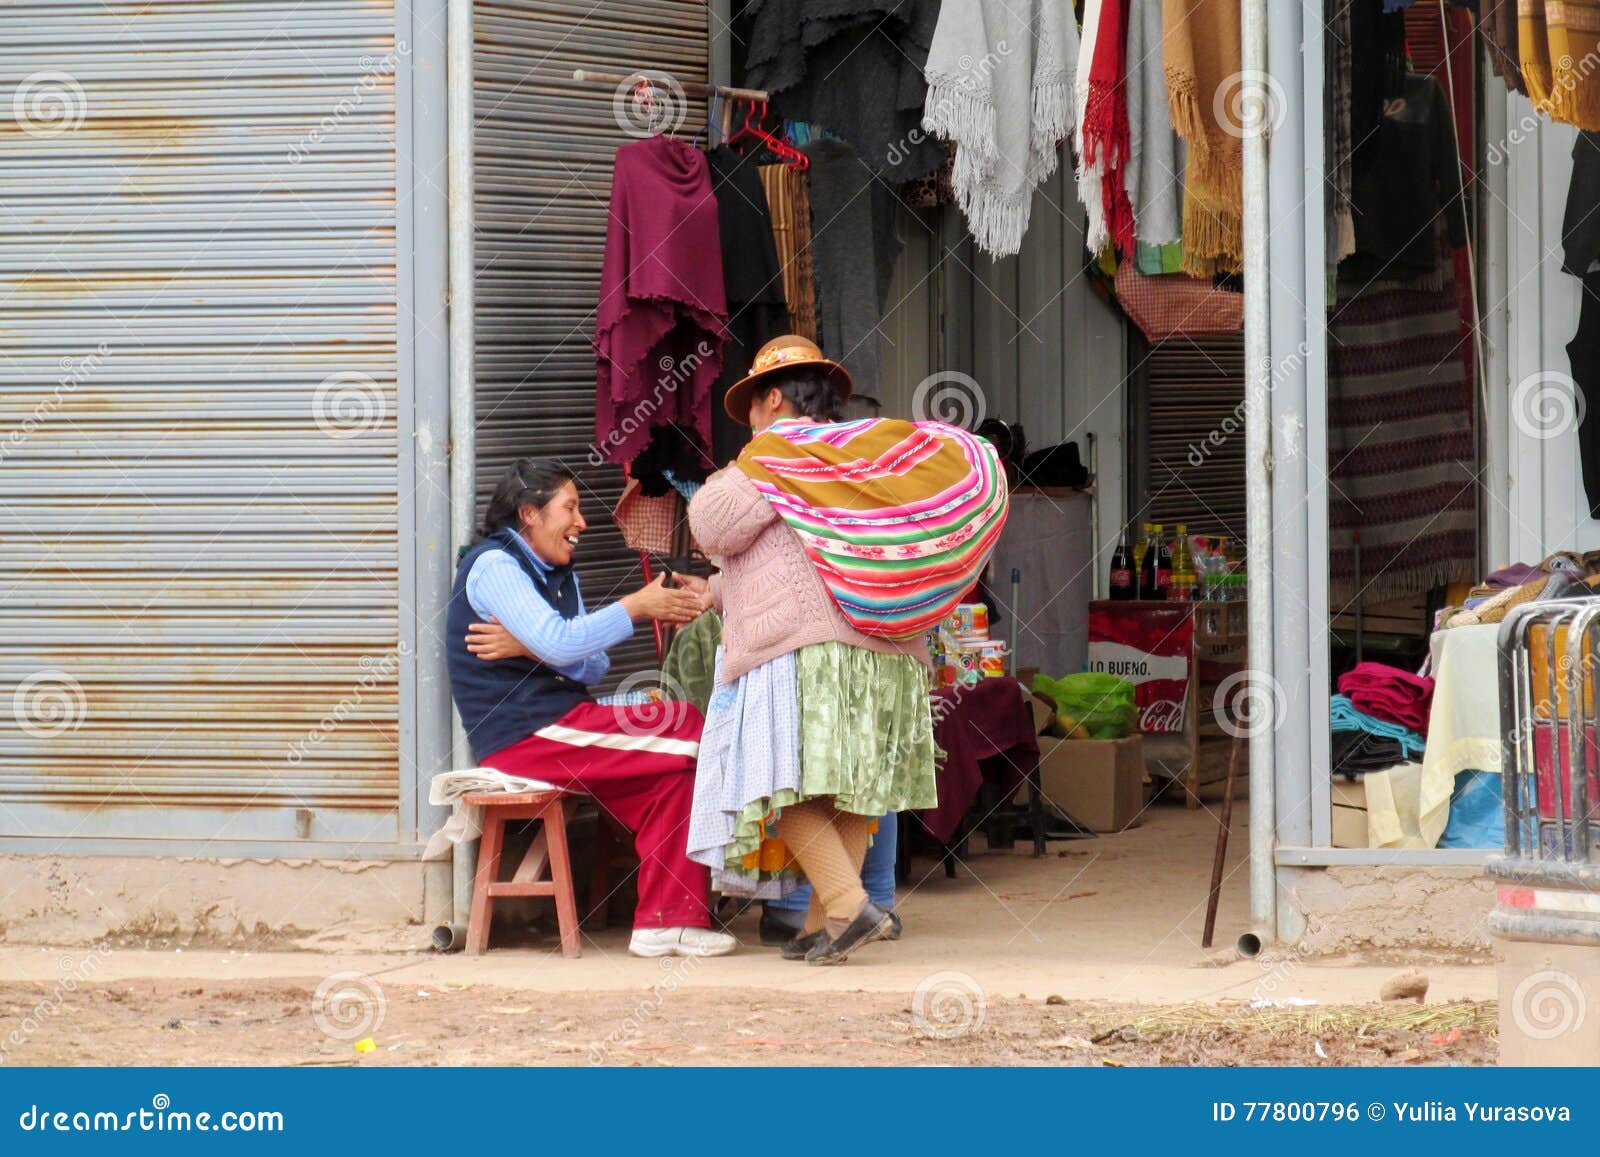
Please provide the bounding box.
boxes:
[483,701,710,930]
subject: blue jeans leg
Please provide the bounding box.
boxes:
[767,812,897,913]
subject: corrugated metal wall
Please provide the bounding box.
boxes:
[0,1,403,842]
[473,1,708,680]
[1131,334,1247,540]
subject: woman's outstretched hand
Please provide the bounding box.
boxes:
[621,573,703,625]
[672,573,715,613]
[466,616,532,661]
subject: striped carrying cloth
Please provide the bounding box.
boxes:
[734,417,1009,639]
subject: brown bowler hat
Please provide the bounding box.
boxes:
[722,334,854,425]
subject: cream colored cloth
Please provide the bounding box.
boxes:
[1366,624,1501,850]
[422,767,557,860]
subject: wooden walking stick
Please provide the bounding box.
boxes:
[1201,730,1245,949]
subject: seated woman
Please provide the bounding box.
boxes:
[446,458,736,959]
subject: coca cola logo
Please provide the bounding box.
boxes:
[1140,699,1186,733]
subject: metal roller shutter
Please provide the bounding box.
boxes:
[474,0,708,681]
[1131,333,1247,542]
[0,1,402,842]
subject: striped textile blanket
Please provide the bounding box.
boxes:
[1328,270,1476,607]
[735,417,1009,639]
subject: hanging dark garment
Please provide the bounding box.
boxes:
[707,146,792,465]
[1349,0,1408,152]
[594,136,726,471]
[1569,272,1600,520]
[1563,132,1600,277]
[801,138,901,399]
[1345,74,1468,281]
[743,0,944,181]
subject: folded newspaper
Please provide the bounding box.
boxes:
[422,768,557,860]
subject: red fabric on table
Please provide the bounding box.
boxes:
[1337,661,1435,736]
[482,701,712,930]
[917,677,1041,844]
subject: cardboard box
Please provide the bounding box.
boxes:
[1331,777,1368,848]
[1033,735,1145,833]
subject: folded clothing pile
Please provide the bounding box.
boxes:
[1330,693,1425,778]
[1337,661,1434,737]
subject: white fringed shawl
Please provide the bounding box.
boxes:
[922,0,1080,258]
[1074,0,1107,251]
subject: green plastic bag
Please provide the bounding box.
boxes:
[1030,672,1136,739]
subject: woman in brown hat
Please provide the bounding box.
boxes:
[686,336,940,965]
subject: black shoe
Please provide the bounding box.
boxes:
[780,930,824,960]
[884,910,902,941]
[759,907,806,947]
[805,900,895,966]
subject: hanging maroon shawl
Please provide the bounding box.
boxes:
[594,136,727,466]
[1083,0,1135,254]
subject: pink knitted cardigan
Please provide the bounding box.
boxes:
[688,465,931,684]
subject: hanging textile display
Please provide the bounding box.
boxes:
[1344,74,1467,284]
[1483,0,1526,96]
[800,139,901,398]
[1568,272,1600,520]
[594,135,727,471]
[1326,0,1356,264]
[1162,0,1244,276]
[708,146,792,466]
[922,0,1079,258]
[1125,0,1183,251]
[1519,0,1600,128]
[1564,132,1600,276]
[1327,262,1477,606]
[743,0,944,182]
[758,163,817,343]
[1079,0,1136,255]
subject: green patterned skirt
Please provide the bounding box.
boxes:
[793,642,938,815]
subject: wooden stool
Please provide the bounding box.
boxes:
[466,791,587,957]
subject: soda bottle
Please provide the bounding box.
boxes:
[1169,523,1194,601]
[1153,525,1172,601]
[1140,524,1162,599]
[1109,526,1136,600]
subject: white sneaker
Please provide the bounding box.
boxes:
[628,926,737,958]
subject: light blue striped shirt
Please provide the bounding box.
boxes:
[464,534,634,687]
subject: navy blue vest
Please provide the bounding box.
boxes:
[446,529,594,762]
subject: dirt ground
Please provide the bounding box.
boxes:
[0,978,1495,1067]
[0,776,1499,1066]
